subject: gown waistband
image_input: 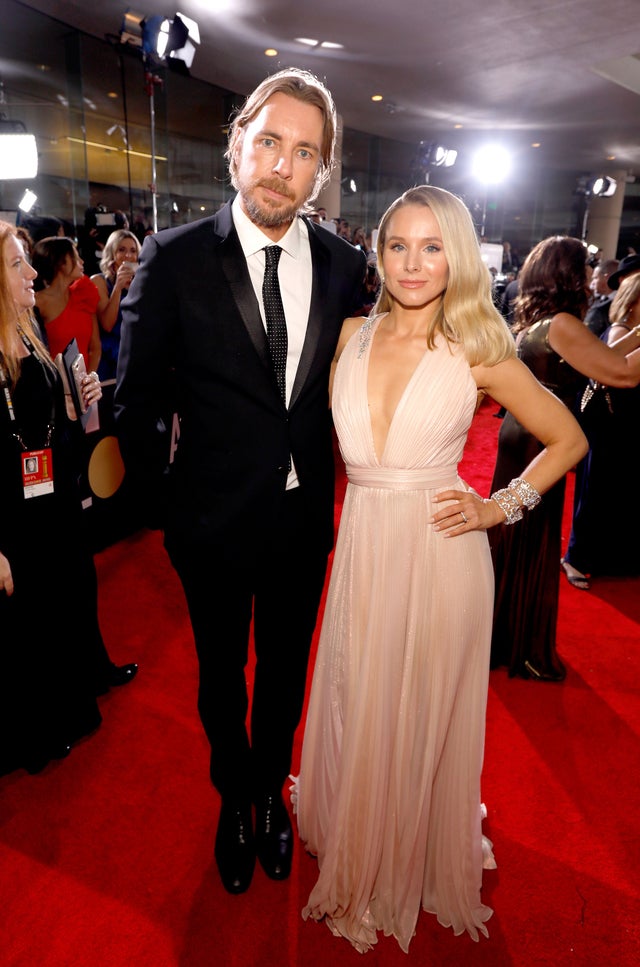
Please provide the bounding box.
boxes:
[345,464,458,490]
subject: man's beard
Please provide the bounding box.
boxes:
[240,177,302,229]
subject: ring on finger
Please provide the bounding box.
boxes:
[460,510,468,523]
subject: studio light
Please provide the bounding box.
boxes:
[18,189,38,213]
[577,175,618,241]
[118,10,199,233]
[0,119,38,180]
[432,145,457,167]
[591,176,617,198]
[120,9,199,71]
[158,13,200,70]
[419,141,458,169]
[157,16,187,59]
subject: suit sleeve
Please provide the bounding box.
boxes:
[114,233,178,527]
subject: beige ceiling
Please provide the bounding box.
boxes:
[16,0,640,179]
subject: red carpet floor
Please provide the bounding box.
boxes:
[1,398,639,966]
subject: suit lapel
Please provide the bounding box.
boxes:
[218,212,271,370]
[216,206,332,408]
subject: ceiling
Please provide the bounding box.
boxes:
[15,0,640,179]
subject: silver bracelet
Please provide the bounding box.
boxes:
[491,487,523,524]
[508,477,541,510]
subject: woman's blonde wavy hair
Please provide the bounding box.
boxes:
[373,185,515,367]
[99,229,141,281]
[609,271,640,327]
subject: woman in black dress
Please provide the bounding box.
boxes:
[0,221,115,774]
[489,237,640,681]
[563,272,640,584]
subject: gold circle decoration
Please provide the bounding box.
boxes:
[88,435,126,499]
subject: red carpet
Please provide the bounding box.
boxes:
[1,398,639,966]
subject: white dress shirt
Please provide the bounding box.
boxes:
[232,196,314,488]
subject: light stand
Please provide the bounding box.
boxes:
[143,60,163,234]
[580,194,591,244]
[470,145,512,241]
[415,141,457,185]
[579,176,617,242]
[480,189,488,239]
[119,10,199,233]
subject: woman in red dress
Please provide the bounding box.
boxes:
[32,236,101,373]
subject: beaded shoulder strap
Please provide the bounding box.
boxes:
[357,313,385,359]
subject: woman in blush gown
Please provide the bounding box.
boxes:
[294,187,588,954]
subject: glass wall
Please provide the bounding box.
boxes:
[0,2,236,248]
[1,0,638,262]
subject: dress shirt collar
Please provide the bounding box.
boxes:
[232,195,306,261]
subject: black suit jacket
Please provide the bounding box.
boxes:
[114,200,366,564]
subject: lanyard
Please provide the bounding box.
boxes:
[0,330,55,449]
[0,363,16,423]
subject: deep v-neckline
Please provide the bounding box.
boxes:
[364,315,428,464]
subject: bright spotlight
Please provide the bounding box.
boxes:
[591,176,617,198]
[0,121,38,180]
[18,189,38,213]
[472,144,512,185]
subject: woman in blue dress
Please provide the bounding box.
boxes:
[91,229,141,382]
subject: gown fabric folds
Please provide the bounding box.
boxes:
[295,317,495,954]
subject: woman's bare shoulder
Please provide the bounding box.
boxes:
[334,315,366,363]
[342,315,364,337]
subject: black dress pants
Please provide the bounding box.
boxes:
[170,488,329,802]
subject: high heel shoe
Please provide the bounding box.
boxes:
[523,660,566,683]
[560,559,590,591]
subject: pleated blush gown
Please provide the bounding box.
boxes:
[295,315,496,953]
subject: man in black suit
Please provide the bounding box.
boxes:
[114,69,365,894]
[584,258,618,336]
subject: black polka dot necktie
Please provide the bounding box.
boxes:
[262,245,288,403]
